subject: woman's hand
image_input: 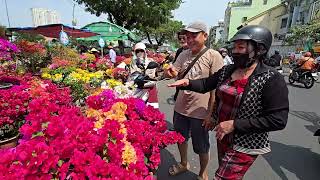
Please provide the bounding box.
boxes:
[214,120,235,140]
[167,79,190,88]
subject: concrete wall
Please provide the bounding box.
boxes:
[269,44,302,57]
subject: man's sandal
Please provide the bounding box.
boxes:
[168,162,190,176]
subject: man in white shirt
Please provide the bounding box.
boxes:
[108,45,117,64]
[315,56,320,64]
[219,48,233,65]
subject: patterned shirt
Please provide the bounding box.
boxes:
[217,78,248,152]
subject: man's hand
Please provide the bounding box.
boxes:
[214,120,235,140]
[164,64,178,78]
[202,117,214,131]
[167,79,189,88]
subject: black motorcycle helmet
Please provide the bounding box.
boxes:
[230,25,273,55]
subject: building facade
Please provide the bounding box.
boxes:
[31,8,61,27]
[224,0,282,41]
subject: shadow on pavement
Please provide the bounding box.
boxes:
[263,141,320,180]
[166,119,174,130]
[156,149,198,180]
[289,111,320,134]
[286,82,306,89]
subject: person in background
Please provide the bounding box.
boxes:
[89,48,100,59]
[266,50,282,67]
[108,44,117,64]
[297,51,316,72]
[218,48,233,65]
[168,25,289,179]
[129,42,157,79]
[174,30,188,63]
[316,55,320,63]
[165,21,224,180]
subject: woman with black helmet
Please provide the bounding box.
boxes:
[168,25,289,179]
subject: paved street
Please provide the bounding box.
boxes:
[156,76,320,180]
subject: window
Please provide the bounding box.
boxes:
[263,0,268,5]
[280,18,288,29]
[242,17,248,23]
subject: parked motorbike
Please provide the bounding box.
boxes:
[127,61,159,104]
[315,129,320,144]
[288,64,315,89]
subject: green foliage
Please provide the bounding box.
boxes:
[74,0,182,30]
[0,26,6,38]
[14,32,45,43]
[210,39,225,50]
[285,20,320,46]
[143,19,184,46]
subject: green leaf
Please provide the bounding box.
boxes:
[31,131,44,138]
[58,160,64,167]
[144,157,149,164]
[41,122,50,129]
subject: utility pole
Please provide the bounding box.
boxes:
[72,3,77,27]
[4,0,11,27]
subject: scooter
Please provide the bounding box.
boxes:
[314,129,320,144]
[288,64,315,89]
[127,61,160,106]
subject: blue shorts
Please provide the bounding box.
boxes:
[173,111,210,154]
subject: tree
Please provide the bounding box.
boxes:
[14,32,45,43]
[143,19,184,46]
[285,20,320,46]
[74,0,182,30]
[0,26,6,38]
[210,39,225,50]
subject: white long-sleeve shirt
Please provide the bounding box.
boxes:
[109,49,117,63]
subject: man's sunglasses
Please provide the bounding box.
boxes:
[178,36,187,41]
[186,32,201,38]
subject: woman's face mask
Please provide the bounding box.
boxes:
[231,41,256,69]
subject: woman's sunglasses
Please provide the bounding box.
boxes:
[135,49,145,54]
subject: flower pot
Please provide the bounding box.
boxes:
[0,134,19,149]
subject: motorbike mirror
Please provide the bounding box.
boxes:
[146,61,159,69]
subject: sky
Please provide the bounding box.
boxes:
[0,0,230,29]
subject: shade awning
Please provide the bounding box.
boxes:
[8,24,99,38]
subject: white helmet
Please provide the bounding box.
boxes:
[134,42,146,51]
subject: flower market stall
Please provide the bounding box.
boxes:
[0,38,183,179]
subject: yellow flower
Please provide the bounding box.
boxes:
[106,79,123,89]
[119,124,127,135]
[122,141,137,165]
[41,73,52,79]
[53,73,63,81]
[106,69,113,77]
[94,121,103,129]
[92,88,103,96]
[104,102,127,123]
[83,53,96,62]
[86,108,102,119]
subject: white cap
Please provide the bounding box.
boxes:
[184,21,208,34]
[134,42,146,51]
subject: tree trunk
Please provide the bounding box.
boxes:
[146,32,153,45]
[155,36,160,45]
[107,12,114,23]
